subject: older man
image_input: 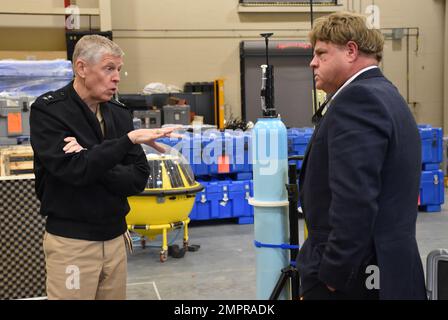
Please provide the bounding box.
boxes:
[297,12,427,300]
[30,35,174,300]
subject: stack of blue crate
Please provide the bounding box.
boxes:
[287,128,314,170]
[418,125,445,212]
[157,129,254,224]
[159,124,445,224]
[189,178,254,225]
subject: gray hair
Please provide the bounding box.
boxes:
[72,34,124,65]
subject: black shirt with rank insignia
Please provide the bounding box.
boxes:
[30,81,150,241]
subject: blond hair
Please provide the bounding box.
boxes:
[72,34,124,64]
[309,11,384,62]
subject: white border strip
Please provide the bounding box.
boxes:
[248,198,289,207]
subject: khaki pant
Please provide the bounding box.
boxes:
[43,232,127,300]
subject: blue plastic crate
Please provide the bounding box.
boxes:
[217,180,233,218]
[422,163,440,171]
[209,138,234,175]
[243,180,254,217]
[419,169,444,211]
[418,125,443,165]
[199,130,253,175]
[191,180,222,220]
[291,144,308,155]
[288,159,303,171]
[231,132,247,173]
[244,132,253,173]
[287,128,314,165]
[228,181,246,218]
[215,179,254,220]
[189,181,200,221]
[161,130,254,177]
[237,180,254,224]
[200,130,220,175]
[191,178,254,222]
[180,134,208,176]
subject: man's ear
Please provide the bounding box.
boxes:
[346,41,359,62]
[74,59,87,78]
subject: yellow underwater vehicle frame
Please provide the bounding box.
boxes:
[127,154,204,262]
[128,217,191,262]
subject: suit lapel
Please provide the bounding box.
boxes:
[299,96,332,184]
[299,120,322,187]
[298,96,333,217]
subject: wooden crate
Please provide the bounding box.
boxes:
[0,146,34,176]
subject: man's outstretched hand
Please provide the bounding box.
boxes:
[127,127,183,153]
[63,128,183,155]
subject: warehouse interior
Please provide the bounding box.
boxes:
[1,0,448,301]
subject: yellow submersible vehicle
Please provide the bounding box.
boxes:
[126,143,203,262]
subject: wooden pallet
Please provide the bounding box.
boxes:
[0,145,34,176]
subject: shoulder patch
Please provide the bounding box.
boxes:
[39,89,67,105]
[109,98,128,109]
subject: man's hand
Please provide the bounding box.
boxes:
[327,285,336,292]
[63,137,85,154]
[127,127,181,153]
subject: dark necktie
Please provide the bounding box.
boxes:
[311,94,333,125]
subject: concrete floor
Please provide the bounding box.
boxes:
[126,194,448,300]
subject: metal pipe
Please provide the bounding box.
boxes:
[310,0,319,115]
[406,28,410,104]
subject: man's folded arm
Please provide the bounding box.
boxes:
[99,144,150,196]
[30,103,135,187]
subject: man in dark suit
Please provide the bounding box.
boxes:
[297,12,427,300]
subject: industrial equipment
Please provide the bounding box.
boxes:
[249,33,291,300]
[126,143,204,262]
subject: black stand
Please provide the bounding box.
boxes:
[269,157,304,300]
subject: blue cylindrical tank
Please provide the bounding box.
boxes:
[250,117,290,300]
